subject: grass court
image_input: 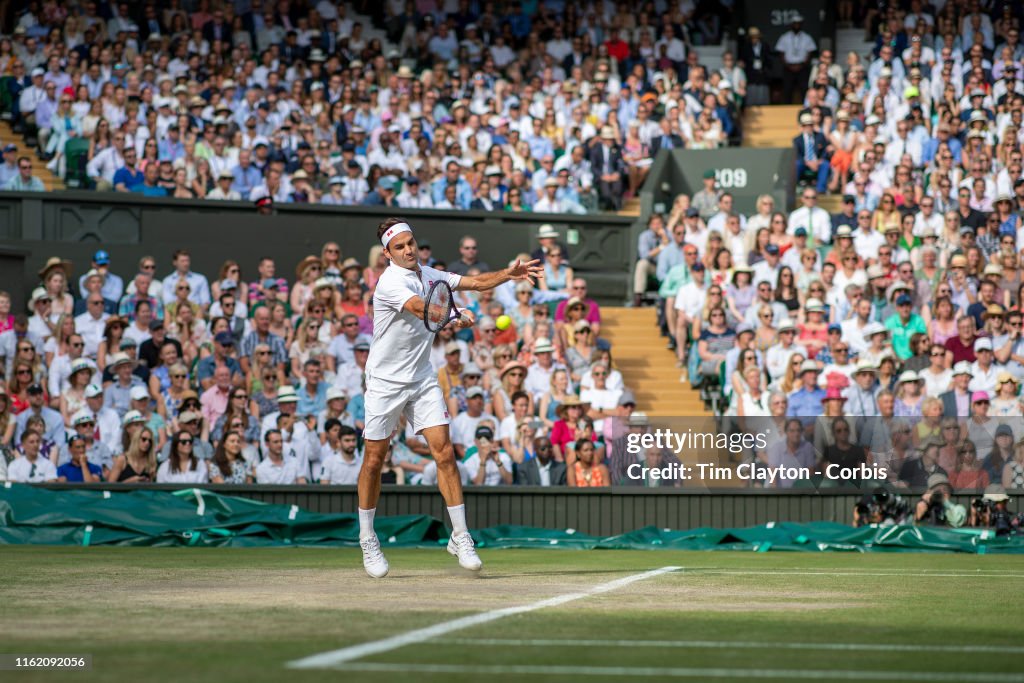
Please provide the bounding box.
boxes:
[3,546,1023,682]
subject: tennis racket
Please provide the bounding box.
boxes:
[423,279,468,332]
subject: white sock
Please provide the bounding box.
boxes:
[358,507,376,541]
[447,504,468,536]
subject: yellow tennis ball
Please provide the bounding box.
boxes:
[495,315,512,330]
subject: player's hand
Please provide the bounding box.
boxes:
[508,258,544,285]
[454,310,476,329]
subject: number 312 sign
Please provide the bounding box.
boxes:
[770,9,805,25]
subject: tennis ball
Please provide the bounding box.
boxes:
[495,315,512,330]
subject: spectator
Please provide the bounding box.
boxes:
[464,425,513,487]
[3,155,45,191]
[7,430,58,482]
[156,429,209,483]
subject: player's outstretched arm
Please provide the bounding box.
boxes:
[456,259,544,292]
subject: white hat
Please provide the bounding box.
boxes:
[533,337,554,353]
[70,358,93,376]
[71,409,95,427]
[122,410,146,426]
[952,361,973,377]
[107,352,132,369]
[84,384,104,399]
[326,387,347,401]
[130,386,150,401]
[276,386,299,403]
[30,287,50,307]
[854,360,877,374]
[974,337,993,352]
[777,318,797,332]
[537,224,558,239]
[862,322,887,338]
[799,360,819,374]
[897,370,921,384]
[805,298,825,313]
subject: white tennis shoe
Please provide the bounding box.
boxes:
[447,531,483,571]
[360,535,389,578]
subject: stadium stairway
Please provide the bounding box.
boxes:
[0,121,64,191]
[601,307,710,417]
[617,197,641,217]
[741,105,802,148]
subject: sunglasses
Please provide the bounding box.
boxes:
[179,439,193,445]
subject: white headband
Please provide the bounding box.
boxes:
[381,222,412,248]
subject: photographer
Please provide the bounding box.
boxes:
[853,486,910,527]
[465,425,513,486]
[914,474,966,527]
[970,485,1018,535]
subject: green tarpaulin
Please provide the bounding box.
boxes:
[1,486,1021,553]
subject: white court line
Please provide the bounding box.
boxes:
[443,638,1024,655]
[285,565,680,670]
[331,662,1024,682]
[687,570,1024,579]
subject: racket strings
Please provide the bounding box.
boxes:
[425,282,454,331]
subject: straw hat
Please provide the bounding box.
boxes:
[555,395,590,419]
[295,255,322,278]
[37,256,72,280]
[499,360,528,379]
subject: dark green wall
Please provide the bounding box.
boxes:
[0,192,640,310]
[39,483,1012,536]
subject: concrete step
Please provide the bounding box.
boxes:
[742,105,802,149]
[617,197,641,217]
[602,305,713,418]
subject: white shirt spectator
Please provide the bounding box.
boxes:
[921,367,953,397]
[580,386,622,433]
[766,342,809,382]
[93,406,122,453]
[156,458,209,483]
[328,333,371,366]
[319,450,363,485]
[252,454,289,483]
[161,271,211,307]
[464,449,513,486]
[74,310,108,358]
[674,280,707,320]
[787,205,832,244]
[207,186,241,201]
[656,36,686,62]
[421,458,471,486]
[969,363,999,395]
[86,146,124,184]
[332,361,365,398]
[775,29,816,65]
[7,455,58,482]
[450,411,496,452]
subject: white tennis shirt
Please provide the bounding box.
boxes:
[367,262,462,385]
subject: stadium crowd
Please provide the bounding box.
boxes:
[0,0,742,212]
[638,0,1024,496]
[0,226,668,489]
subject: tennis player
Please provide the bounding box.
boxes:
[358,217,543,578]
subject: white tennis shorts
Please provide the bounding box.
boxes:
[363,375,450,441]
